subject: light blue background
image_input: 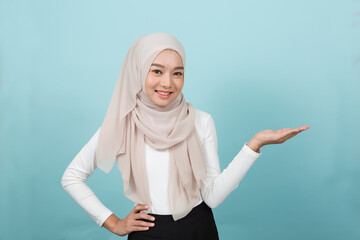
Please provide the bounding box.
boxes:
[1,0,359,239]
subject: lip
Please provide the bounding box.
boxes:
[155,90,173,99]
[156,90,172,93]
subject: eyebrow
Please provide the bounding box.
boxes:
[151,63,184,70]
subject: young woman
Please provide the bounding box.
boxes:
[61,32,309,239]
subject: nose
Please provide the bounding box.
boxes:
[160,73,172,89]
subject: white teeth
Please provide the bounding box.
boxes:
[157,91,171,95]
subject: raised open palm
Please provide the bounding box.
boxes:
[254,125,310,147]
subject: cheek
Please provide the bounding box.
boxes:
[176,79,184,90]
[145,76,157,92]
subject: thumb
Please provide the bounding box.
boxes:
[132,204,149,213]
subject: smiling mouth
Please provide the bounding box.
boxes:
[155,90,173,96]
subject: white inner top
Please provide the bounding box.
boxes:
[61,109,262,227]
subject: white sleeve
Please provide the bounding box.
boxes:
[199,115,262,208]
[61,127,113,227]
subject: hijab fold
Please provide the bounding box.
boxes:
[96,32,206,221]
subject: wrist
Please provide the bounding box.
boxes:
[247,138,262,153]
[113,219,126,236]
[103,214,122,235]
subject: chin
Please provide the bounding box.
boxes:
[149,96,172,107]
[157,101,171,107]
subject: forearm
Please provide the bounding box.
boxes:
[61,127,115,227]
[61,176,114,227]
[199,115,262,208]
[200,143,260,208]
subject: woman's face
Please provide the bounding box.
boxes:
[145,49,184,107]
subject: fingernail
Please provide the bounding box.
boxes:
[152,217,155,221]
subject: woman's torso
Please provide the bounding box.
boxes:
[135,108,210,214]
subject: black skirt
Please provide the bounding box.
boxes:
[127,201,219,240]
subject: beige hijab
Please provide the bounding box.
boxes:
[96,32,206,221]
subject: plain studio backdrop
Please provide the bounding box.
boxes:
[0,0,359,239]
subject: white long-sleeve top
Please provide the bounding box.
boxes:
[61,109,262,227]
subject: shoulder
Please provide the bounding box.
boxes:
[194,108,211,123]
[194,108,214,142]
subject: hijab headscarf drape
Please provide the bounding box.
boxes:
[95,32,206,221]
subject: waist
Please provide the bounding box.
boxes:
[147,201,209,222]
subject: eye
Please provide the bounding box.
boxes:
[152,69,162,74]
[174,72,183,76]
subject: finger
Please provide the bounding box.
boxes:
[283,132,299,141]
[279,125,309,142]
[276,128,292,134]
[134,212,156,221]
[292,127,302,132]
[132,204,149,213]
[292,127,309,134]
[131,226,150,231]
[283,130,303,142]
[300,125,310,131]
[278,131,299,142]
[279,129,298,138]
[287,130,301,137]
[295,125,310,131]
[133,220,155,228]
